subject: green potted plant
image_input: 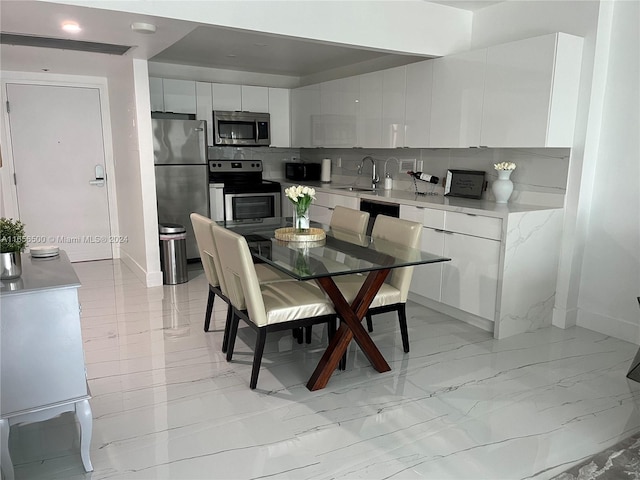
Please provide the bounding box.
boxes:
[1,217,27,279]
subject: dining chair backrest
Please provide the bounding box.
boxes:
[330,206,370,236]
[371,215,422,302]
[190,213,220,288]
[211,225,268,326]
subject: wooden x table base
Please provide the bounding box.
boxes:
[306,269,392,391]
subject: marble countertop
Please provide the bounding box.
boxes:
[279,179,562,218]
[0,251,80,296]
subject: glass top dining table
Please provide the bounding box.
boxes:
[217,217,449,281]
[219,217,451,390]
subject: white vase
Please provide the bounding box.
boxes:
[293,208,310,231]
[492,170,514,204]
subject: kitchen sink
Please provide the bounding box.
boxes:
[330,185,376,192]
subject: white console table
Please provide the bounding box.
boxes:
[0,251,92,479]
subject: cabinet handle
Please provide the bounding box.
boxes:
[465,213,477,217]
[434,229,446,233]
[328,207,335,211]
[416,206,425,210]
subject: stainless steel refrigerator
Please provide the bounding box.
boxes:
[153,118,208,260]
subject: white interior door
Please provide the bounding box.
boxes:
[6,83,112,261]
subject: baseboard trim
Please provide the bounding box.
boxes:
[408,293,494,334]
[120,251,163,287]
[577,310,640,345]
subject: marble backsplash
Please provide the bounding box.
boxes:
[208,146,571,208]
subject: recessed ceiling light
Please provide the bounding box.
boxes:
[131,22,156,34]
[226,54,237,58]
[61,21,81,33]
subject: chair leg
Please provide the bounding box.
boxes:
[204,289,215,332]
[292,328,303,344]
[305,326,312,344]
[226,312,240,362]
[221,304,233,353]
[366,313,373,332]
[398,304,409,353]
[250,328,267,389]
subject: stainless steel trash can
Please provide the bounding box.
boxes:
[159,223,188,285]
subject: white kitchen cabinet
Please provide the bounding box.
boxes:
[162,78,197,114]
[196,82,214,146]
[291,84,320,148]
[441,231,500,320]
[356,71,383,148]
[400,205,446,301]
[308,190,358,224]
[241,85,269,112]
[149,77,165,112]
[404,60,434,148]
[429,49,486,148]
[212,83,242,111]
[281,185,294,219]
[481,32,583,147]
[381,66,406,148]
[401,205,500,321]
[269,88,291,147]
[314,77,358,147]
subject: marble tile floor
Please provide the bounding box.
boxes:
[7,259,640,480]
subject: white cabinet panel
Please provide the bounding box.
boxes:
[382,66,406,148]
[269,88,290,147]
[481,33,582,147]
[212,83,242,111]
[315,77,358,147]
[149,77,164,112]
[241,85,269,112]
[413,227,445,301]
[430,49,486,148]
[162,79,196,114]
[196,82,213,147]
[441,232,500,320]
[281,186,294,218]
[404,60,433,148]
[356,71,383,148]
[445,212,502,240]
[291,84,320,147]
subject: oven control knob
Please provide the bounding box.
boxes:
[217,163,222,167]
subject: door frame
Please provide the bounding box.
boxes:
[0,71,120,259]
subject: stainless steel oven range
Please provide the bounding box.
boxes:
[208,159,281,223]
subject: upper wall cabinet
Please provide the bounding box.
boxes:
[404,60,434,148]
[196,82,214,146]
[356,71,383,148]
[149,78,196,114]
[212,83,241,111]
[291,84,320,148]
[381,66,406,148]
[429,49,486,148]
[481,33,583,147]
[241,85,269,112]
[268,88,291,148]
[313,77,358,147]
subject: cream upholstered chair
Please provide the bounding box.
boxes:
[334,215,422,353]
[190,213,289,337]
[211,224,337,389]
[330,206,370,236]
[295,206,371,344]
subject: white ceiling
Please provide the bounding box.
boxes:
[0,0,504,78]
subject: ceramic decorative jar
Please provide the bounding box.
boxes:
[492,162,516,204]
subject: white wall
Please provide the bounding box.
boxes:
[472,0,639,343]
[576,0,639,341]
[108,59,162,286]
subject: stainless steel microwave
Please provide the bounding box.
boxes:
[213,111,270,146]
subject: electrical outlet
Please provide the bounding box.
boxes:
[399,158,416,173]
[336,157,342,167]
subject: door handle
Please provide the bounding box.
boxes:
[90,164,105,186]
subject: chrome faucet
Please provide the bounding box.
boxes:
[358,156,379,189]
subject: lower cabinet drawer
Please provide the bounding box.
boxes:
[445,211,502,240]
